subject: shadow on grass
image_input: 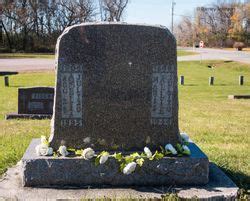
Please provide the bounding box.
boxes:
[8,85,24,88]
[180,84,198,86]
[219,165,250,191]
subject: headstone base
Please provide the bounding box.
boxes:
[0,161,239,200]
[22,139,209,187]
[5,113,52,120]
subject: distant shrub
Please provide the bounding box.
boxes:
[225,38,234,48]
[34,46,54,53]
[0,47,10,53]
[233,42,245,51]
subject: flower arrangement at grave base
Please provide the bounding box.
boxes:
[35,133,191,175]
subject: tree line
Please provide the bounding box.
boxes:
[175,1,250,48]
[1,0,129,53]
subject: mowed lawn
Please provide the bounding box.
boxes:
[0,50,195,59]
[0,53,54,59]
[0,61,249,193]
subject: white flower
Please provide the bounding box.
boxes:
[41,135,48,145]
[47,147,54,156]
[182,145,191,155]
[144,147,152,158]
[180,132,189,142]
[35,144,41,156]
[165,144,177,155]
[82,148,95,160]
[100,154,109,164]
[123,162,137,175]
[58,145,69,157]
[35,144,53,156]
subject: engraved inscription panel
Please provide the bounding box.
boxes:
[28,102,44,111]
[151,65,173,125]
[60,64,83,127]
[32,93,54,100]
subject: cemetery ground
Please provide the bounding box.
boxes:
[0,53,54,59]
[0,50,196,59]
[0,60,249,197]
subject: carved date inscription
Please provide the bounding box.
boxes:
[60,64,83,127]
[151,65,173,125]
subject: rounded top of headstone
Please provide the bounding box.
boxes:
[57,22,175,44]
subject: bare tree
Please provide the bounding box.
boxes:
[101,0,129,21]
[1,0,96,52]
[175,17,194,47]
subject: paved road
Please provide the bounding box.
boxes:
[178,47,250,64]
[0,48,249,72]
[0,58,55,72]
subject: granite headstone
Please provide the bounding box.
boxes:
[6,87,54,120]
[50,23,181,150]
[22,23,210,187]
[18,87,54,114]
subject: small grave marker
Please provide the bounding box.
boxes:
[6,87,54,119]
[209,76,214,85]
[4,76,9,87]
[239,75,244,85]
[180,75,184,85]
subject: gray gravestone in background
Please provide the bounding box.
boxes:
[50,23,181,150]
[18,87,54,114]
[5,87,54,120]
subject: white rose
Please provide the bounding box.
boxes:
[123,162,137,175]
[41,135,48,145]
[165,144,177,155]
[180,132,189,142]
[182,145,191,155]
[35,144,52,156]
[58,145,69,157]
[144,147,152,158]
[47,147,54,156]
[82,148,95,160]
[35,144,41,156]
[100,154,109,164]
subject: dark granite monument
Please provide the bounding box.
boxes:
[49,23,180,150]
[6,87,54,119]
[22,23,211,187]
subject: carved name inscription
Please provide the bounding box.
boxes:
[31,93,54,100]
[151,65,173,125]
[60,64,83,127]
[28,102,44,111]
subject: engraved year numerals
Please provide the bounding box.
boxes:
[61,119,83,127]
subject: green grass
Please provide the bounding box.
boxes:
[0,50,194,59]
[0,53,54,59]
[177,50,197,56]
[0,61,249,196]
[178,60,250,194]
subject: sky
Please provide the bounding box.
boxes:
[124,0,245,29]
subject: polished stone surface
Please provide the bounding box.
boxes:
[22,139,209,187]
[50,22,180,150]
